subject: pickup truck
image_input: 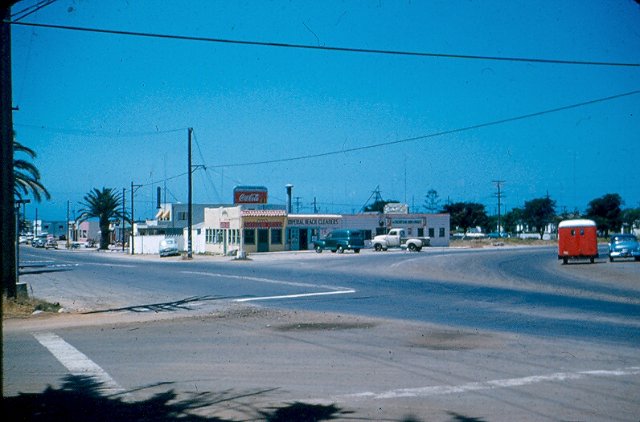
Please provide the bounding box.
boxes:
[372,228,430,252]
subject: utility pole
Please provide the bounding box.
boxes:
[66,200,70,249]
[492,180,505,235]
[122,187,126,252]
[294,196,302,213]
[187,127,193,259]
[14,198,29,284]
[313,197,318,214]
[1,3,20,399]
[130,182,141,254]
[1,4,17,302]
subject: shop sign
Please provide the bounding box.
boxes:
[384,203,409,214]
[288,217,340,226]
[390,218,423,226]
[233,186,268,204]
[244,221,283,228]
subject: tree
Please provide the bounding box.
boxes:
[586,193,623,236]
[14,139,50,202]
[78,188,127,250]
[523,196,556,239]
[423,189,440,213]
[442,202,489,235]
[502,207,524,234]
[621,207,640,232]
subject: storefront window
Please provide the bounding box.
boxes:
[429,228,435,238]
[439,227,445,237]
[271,229,282,245]
[205,228,214,244]
[230,229,239,245]
[244,229,255,245]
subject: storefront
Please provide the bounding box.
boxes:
[286,214,341,250]
[242,209,287,253]
[204,206,287,255]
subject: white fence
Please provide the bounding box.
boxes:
[131,235,184,255]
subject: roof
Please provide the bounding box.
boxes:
[288,214,342,219]
[241,210,287,217]
[558,219,597,228]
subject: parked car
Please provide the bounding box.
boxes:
[608,233,640,262]
[159,238,180,257]
[44,238,58,249]
[487,232,509,239]
[314,229,364,253]
[31,237,46,248]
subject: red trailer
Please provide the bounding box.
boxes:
[557,219,598,264]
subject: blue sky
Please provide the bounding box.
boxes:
[10,0,640,221]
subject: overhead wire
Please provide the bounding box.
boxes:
[10,0,57,22]
[13,123,189,137]
[9,20,640,68]
[208,89,640,168]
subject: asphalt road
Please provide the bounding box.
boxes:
[4,244,640,421]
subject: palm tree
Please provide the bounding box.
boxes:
[78,188,127,250]
[14,140,51,202]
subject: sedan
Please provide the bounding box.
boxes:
[159,238,180,257]
[608,233,640,262]
[31,237,46,248]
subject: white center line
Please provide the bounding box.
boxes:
[333,366,640,401]
[33,332,126,397]
[181,270,350,291]
[234,289,356,302]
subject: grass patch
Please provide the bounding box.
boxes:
[2,295,61,319]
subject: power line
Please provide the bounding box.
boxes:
[209,89,640,168]
[9,20,640,68]
[13,123,188,137]
[10,0,57,22]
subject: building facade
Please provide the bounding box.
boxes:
[203,206,288,255]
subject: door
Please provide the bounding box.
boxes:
[299,229,308,250]
[257,229,269,252]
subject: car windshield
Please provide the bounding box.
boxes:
[612,235,637,243]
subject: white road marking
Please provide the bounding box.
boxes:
[336,366,640,401]
[234,289,356,302]
[86,263,136,268]
[181,271,356,302]
[33,332,126,396]
[181,270,349,290]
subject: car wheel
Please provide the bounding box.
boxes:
[590,257,595,264]
[315,246,323,253]
[337,245,344,254]
[374,244,382,252]
[562,257,568,265]
[408,244,417,252]
[354,249,360,253]
[609,256,613,262]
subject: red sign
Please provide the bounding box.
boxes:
[244,221,282,228]
[233,187,268,204]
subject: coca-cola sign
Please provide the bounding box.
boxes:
[233,186,268,204]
